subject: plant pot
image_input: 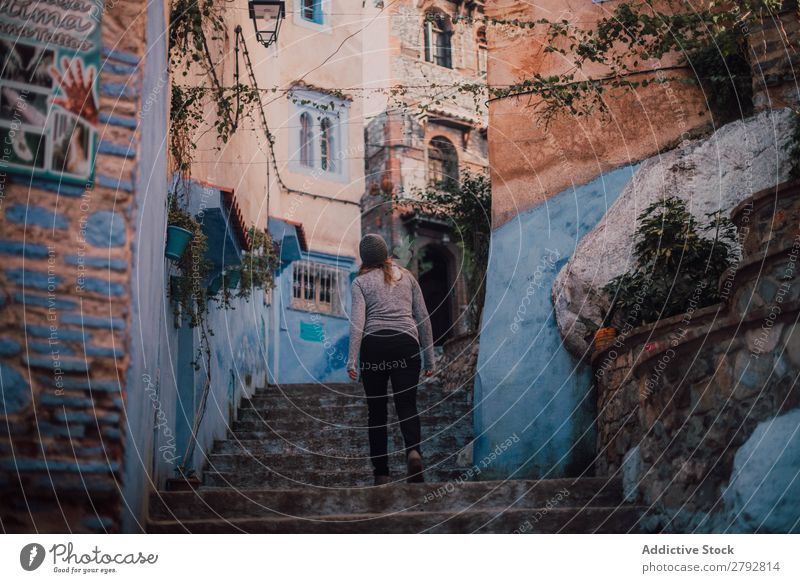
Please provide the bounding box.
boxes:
[594,327,617,352]
[225,269,241,290]
[165,225,193,261]
[206,274,222,295]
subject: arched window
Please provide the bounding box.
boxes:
[476,27,487,77]
[299,112,313,167]
[428,136,458,188]
[423,11,453,69]
[320,117,334,172]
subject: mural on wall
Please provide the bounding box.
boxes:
[0,0,101,184]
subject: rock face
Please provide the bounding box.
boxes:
[553,108,796,357]
[723,408,800,534]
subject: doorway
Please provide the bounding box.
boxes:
[417,244,454,346]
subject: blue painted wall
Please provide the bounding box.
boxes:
[120,0,169,533]
[268,249,355,384]
[474,165,638,480]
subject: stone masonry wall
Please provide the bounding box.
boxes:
[0,0,151,533]
[749,2,800,111]
[593,180,800,532]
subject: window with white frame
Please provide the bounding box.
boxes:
[291,260,346,316]
[289,89,348,179]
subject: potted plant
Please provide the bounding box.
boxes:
[579,300,618,354]
[165,201,195,261]
[224,267,241,290]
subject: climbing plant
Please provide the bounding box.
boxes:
[168,0,261,174]
[216,227,279,309]
[604,196,740,325]
[402,170,492,332]
[473,0,784,124]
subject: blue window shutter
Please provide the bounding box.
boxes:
[314,0,323,24]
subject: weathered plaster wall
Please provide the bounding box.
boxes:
[485,0,710,228]
[473,164,637,480]
[268,251,355,384]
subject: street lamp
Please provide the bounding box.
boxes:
[248,0,286,48]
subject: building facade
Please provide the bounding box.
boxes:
[362,0,489,345]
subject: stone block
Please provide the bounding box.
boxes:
[5,204,69,229]
[0,362,31,416]
[25,326,89,342]
[65,255,127,272]
[77,277,126,297]
[60,314,126,330]
[36,421,86,439]
[14,293,79,310]
[0,240,50,258]
[0,338,21,356]
[84,211,127,248]
[23,355,89,373]
[5,268,62,290]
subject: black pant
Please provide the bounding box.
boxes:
[359,328,422,476]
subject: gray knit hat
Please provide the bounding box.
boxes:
[359,233,389,266]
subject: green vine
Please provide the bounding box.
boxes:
[400,171,492,333]
[215,227,279,309]
[474,1,784,124]
[168,0,261,174]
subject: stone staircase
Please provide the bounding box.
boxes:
[147,382,646,533]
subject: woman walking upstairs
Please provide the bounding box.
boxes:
[347,234,435,485]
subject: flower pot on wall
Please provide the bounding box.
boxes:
[165,225,193,261]
[225,269,241,290]
[207,274,222,296]
[594,327,617,353]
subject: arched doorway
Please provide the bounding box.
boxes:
[417,244,454,346]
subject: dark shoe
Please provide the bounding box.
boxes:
[374,474,391,486]
[406,450,424,483]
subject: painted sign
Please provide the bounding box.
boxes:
[0,0,102,185]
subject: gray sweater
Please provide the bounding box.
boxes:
[347,264,435,370]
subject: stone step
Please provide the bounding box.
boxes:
[148,505,645,534]
[255,383,374,398]
[204,450,470,475]
[230,412,469,433]
[212,432,473,457]
[237,401,471,423]
[243,389,472,409]
[150,477,623,521]
[225,425,473,449]
[202,466,469,488]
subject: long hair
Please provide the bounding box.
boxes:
[358,257,399,285]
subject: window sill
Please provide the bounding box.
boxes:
[287,304,348,320]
